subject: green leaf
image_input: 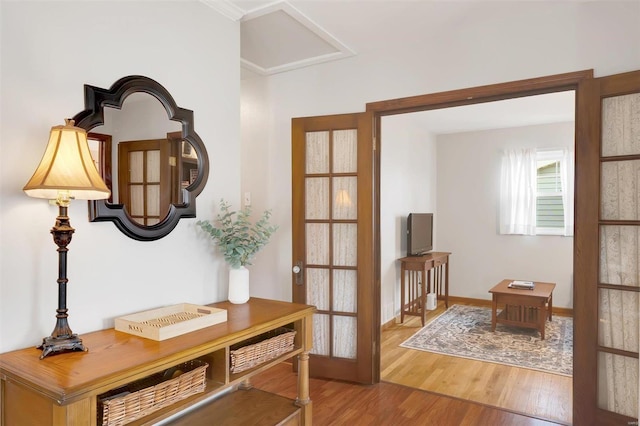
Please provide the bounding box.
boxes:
[196,199,279,267]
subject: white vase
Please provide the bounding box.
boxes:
[228,266,250,304]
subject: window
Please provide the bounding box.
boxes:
[499,148,573,236]
[536,151,565,234]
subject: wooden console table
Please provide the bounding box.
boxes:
[0,298,315,426]
[398,252,451,326]
[489,279,556,340]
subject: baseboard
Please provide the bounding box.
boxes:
[383,296,573,328]
[382,317,397,330]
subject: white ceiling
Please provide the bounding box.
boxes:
[223,0,576,134]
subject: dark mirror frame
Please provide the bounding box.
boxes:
[73,75,209,241]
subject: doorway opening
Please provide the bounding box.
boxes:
[367,70,592,424]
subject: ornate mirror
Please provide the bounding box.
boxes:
[73,75,209,241]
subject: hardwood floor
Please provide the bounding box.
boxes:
[381,301,572,425]
[252,362,561,425]
[253,300,572,425]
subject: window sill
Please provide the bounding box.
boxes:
[535,228,571,236]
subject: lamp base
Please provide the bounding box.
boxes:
[38,334,87,360]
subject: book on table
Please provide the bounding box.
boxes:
[508,280,535,290]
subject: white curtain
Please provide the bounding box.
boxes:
[499,149,536,235]
[560,148,575,237]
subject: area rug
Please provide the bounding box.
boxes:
[400,304,572,376]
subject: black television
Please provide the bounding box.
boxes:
[407,213,433,256]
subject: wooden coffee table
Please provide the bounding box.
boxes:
[489,279,556,339]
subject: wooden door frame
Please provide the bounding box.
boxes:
[365,70,594,422]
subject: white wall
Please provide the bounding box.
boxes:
[380,116,437,323]
[0,1,240,352]
[2,0,640,355]
[239,74,289,300]
[437,122,575,308]
[241,1,640,308]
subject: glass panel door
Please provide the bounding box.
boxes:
[597,92,640,419]
[305,129,358,360]
[291,112,376,384]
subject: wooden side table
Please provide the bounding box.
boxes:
[489,279,556,339]
[0,298,315,426]
[398,252,450,326]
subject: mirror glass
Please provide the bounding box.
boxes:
[90,93,193,226]
[75,75,209,241]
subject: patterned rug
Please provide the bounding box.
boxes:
[400,304,573,376]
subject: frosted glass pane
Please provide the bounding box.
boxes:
[601,161,640,220]
[602,93,640,157]
[130,186,144,216]
[306,178,329,220]
[332,316,357,359]
[307,268,329,311]
[333,129,357,173]
[333,270,357,313]
[306,223,329,265]
[311,314,329,356]
[333,224,357,266]
[333,177,357,220]
[598,288,639,351]
[306,131,329,174]
[600,225,640,287]
[129,151,143,182]
[146,150,160,182]
[146,185,160,216]
[147,218,160,226]
[598,351,639,418]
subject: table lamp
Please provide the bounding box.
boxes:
[23,119,110,359]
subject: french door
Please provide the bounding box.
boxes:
[289,70,640,416]
[118,138,171,226]
[291,112,378,384]
[574,70,640,425]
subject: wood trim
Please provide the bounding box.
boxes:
[291,119,306,307]
[366,70,594,115]
[367,70,597,424]
[87,132,113,203]
[373,108,382,383]
[356,111,378,384]
[576,75,606,426]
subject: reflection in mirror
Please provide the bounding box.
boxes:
[91,93,188,226]
[74,75,209,241]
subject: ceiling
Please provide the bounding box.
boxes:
[219,0,576,134]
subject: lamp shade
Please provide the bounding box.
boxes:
[23,120,110,200]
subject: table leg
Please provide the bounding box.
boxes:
[421,269,427,326]
[444,259,449,309]
[540,303,546,340]
[548,293,553,321]
[400,266,405,324]
[491,296,497,332]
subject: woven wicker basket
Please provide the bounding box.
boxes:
[230,327,296,373]
[98,359,208,426]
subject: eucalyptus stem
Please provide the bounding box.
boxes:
[197,199,278,269]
